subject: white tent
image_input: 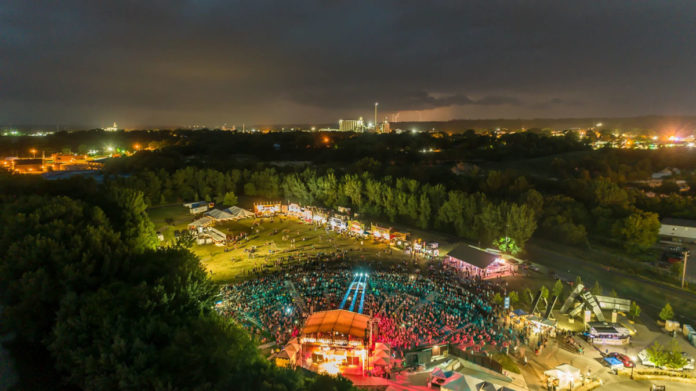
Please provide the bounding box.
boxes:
[205,208,235,220]
[189,216,214,229]
[544,364,582,389]
[224,206,255,220]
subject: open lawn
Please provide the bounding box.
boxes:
[149,205,416,282]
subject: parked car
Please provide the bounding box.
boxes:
[638,349,655,367]
[607,352,634,368]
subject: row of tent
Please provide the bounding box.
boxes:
[189,206,255,229]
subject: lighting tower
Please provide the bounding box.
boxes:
[374,102,379,132]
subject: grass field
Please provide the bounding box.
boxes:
[149,205,415,282]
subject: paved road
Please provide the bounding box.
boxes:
[526,241,696,324]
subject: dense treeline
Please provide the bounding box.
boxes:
[0,178,353,391]
[110,155,668,253]
[111,166,539,249]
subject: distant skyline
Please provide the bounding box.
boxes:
[2,1,696,128]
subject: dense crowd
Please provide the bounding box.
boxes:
[217,258,515,354]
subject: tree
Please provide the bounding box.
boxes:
[591,281,602,296]
[646,342,668,367]
[610,289,618,298]
[509,291,519,306]
[492,292,504,305]
[575,275,583,287]
[223,191,238,206]
[552,279,564,299]
[523,288,533,305]
[502,203,538,249]
[176,230,196,249]
[540,285,549,300]
[667,338,688,369]
[244,182,256,196]
[105,186,158,252]
[611,210,660,253]
[629,301,641,320]
[418,192,431,229]
[494,237,521,255]
[659,302,674,321]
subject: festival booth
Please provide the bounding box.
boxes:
[310,208,329,224]
[527,316,557,337]
[544,364,582,390]
[349,220,367,237]
[445,244,515,279]
[391,231,410,246]
[585,322,631,345]
[411,239,440,257]
[287,203,303,218]
[254,202,281,216]
[371,224,392,241]
[328,216,348,232]
[188,216,214,232]
[298,309,371,376]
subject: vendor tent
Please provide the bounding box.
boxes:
[189,216,214,229]
[224,206,254,220]
[205,208,235,220]
[544,364,582,389]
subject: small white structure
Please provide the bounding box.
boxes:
[183,201,211,215]
[659,217,696,243]
[189,216,214,231]
[544,364,582,390]
[207,227,227,245]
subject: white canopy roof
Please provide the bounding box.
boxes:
[224,206,255,220]
[205,208,235,220]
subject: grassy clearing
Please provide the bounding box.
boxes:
[149,205,413,282]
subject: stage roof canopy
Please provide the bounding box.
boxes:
[301,309,370,338]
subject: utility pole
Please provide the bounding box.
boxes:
[374,102,379,133]
[682,250,689,288]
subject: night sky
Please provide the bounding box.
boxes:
[2,1,695,128]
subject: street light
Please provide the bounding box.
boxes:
[30,148,37,158]
[682,250,689,289]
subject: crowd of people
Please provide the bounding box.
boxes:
[217,258,518,356]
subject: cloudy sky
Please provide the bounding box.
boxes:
[2,0,695,127]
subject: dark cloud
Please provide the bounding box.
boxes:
[1,0,695,127]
